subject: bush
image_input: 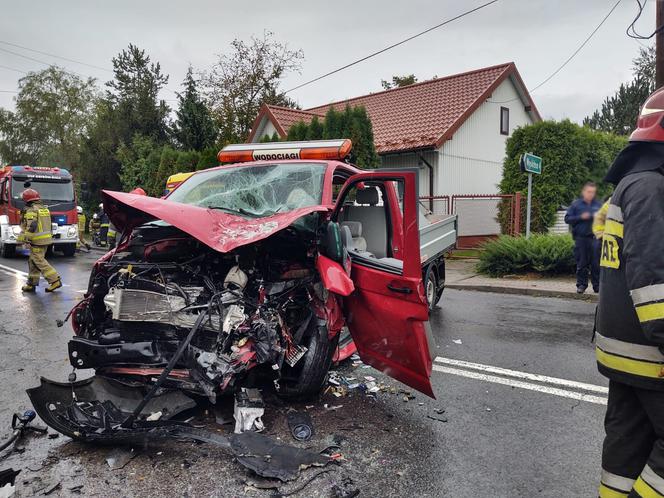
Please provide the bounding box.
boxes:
[476,234,575,277]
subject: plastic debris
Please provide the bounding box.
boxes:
[146,411,162,421]
[452,339,463,345]
[234,388,265,433]
[323,404,343,411]
[106,448,136,470]
[0,469,19,498]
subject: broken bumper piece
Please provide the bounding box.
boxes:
[26,376,197,441]
[26,377,331,481]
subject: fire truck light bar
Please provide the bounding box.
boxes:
[218,139,352,163]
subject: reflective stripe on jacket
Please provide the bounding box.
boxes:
[21,203,52,246]
[597,170,664,390]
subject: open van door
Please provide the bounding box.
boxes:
[333,170,435,397]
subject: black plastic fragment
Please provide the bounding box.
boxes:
[229,431,330,481]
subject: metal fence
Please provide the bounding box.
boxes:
[420,193,522,248]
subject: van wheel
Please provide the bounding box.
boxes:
[277,312,339,400]
[425,266,438,311]
[62,244,76,257]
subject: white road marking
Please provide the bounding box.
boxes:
[434,356,608,394]
[0,262,28,278]
[432,364,608,405]
[0,262,70,287]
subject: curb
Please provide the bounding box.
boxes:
[446,283,598,302]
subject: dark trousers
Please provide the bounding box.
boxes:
[574,236,600,289]
[600,380,664,497]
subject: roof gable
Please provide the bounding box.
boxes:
[249,62,540,153]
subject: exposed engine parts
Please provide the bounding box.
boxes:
[68,222,339,407]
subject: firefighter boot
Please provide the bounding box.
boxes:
[22,283,36,292]
[45,279,62,293]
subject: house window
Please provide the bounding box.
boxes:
[500,106,510,135]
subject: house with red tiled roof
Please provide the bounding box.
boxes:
[248,62,540,200]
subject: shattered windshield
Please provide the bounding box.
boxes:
[167,163,326,217]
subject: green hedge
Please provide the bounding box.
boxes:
[476,234,575,277]
[498,120,626,233]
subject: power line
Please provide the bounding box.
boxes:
[488,0,622,104]
[0,46,85,78]
[627,0,662,39]
[284,0,500,94]
[0,90,18,93]
[0,64,27,74]
[0,44,180,97]
[0,40,113,73]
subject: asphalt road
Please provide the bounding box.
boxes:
[0,250,605,497]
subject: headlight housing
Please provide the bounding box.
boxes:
[11,226,21,236]
[67,226,78,238]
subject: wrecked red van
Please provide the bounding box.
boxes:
[29,140,457,439]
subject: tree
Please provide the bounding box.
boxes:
[381,74,417,90]
[0,66,97,168]
[498,120,627,233]
[286,105,380,169]
[117,134,162,195]
[173,66,217,150]
[259,132,281,143]
[584,46,654,135]
[201,32,303,143]
[80,44,171,202]
[107,44,170,143]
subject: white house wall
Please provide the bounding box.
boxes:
[251,118,278,142]
[436,76,533,196]
[379,150,445,212]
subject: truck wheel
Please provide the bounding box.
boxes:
[62,244,76,257]
[425,266,438,311]
[278,312,339,400]
[435,260,446,304]
[1,242,15,258]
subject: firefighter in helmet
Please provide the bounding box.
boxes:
[18,189,62,292]
[596,86,664,497]
[97,203,109,246]
[76,206,90,251]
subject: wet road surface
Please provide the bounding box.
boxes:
[0,250,604,497]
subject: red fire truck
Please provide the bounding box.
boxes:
[0,165,79,257]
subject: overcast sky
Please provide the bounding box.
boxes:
[0,0,655,123]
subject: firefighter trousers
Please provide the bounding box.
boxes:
[27,245,60,286]
[600,380,664,497]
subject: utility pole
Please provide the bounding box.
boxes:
[657,0,664,89]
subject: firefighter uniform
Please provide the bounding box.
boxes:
[19,199,61,292]
[593,199,610,240]
[596,86,664,498]
[98,207,109,246]
[77,210,90,250]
